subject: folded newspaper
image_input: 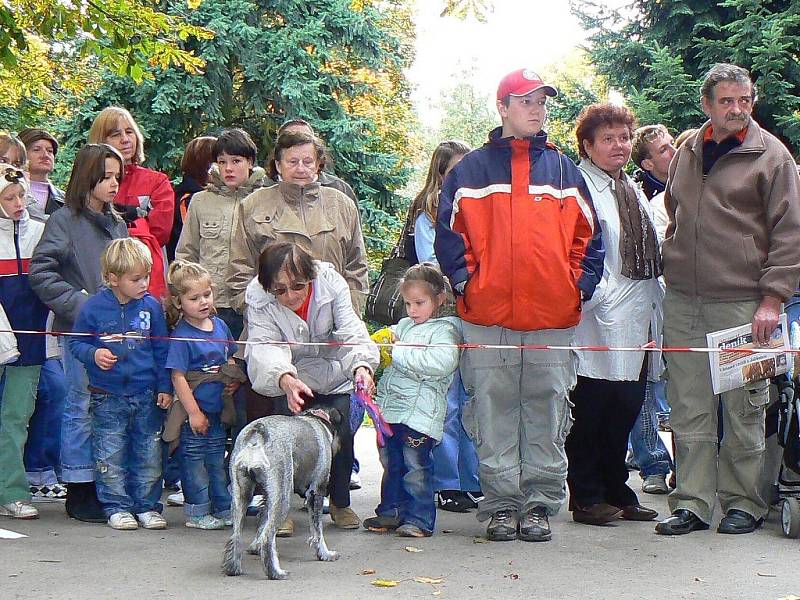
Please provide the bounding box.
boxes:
[707,313,790,395]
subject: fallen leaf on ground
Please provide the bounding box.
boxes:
[361,569,377,575]
[694,577,704,582]
[472,536,488,543]
[504,573,520,580]
[405,546,423,553]
[756,572,776,577]
[371,579,399,587]
[414,577,444,584]
[442,529,453,534]
[433,592,442,597]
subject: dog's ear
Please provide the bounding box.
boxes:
[328,408,342,429]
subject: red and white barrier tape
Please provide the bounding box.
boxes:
[0,328,793,355]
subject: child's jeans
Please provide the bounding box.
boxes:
[89,390,163,516]
[24,358,67,486]
[60,339,94,483]
[376,423,436,534]
[179,412,231,519]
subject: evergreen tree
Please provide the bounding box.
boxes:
[571,0,800,155]
[50,0,416,248]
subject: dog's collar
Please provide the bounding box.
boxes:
[304,408,335,432]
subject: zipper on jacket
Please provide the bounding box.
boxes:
[299,186,307,227]
[13,220,22,274]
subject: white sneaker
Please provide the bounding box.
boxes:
[185,514,226,530]
[349,471,362,490]
[137,511,168,529]
[167,491,184,506]
[108,511,138,530]
[0,501,39,519]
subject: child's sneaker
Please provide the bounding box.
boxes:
[396,523,431,538]
[0,501,39,519]
[166,491,184,506]
[185,514,226,530]
[136,511,168,529]
[108,511,138,530]
[30,484,67,503]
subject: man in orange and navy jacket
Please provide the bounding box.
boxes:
[435,68,604,543]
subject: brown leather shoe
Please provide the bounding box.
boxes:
[276,516,294,537]
[330,505,361,529]
[621,504,658,521]
[572,503,623,525]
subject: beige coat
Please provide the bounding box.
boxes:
[244,261,379,397]
[175,166,267,308]
[663,119,800,302]
[227,181,368,313]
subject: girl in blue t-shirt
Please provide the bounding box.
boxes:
[165,260,238,530]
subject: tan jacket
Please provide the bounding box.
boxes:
[663,119,800,302]
[175,166,267,308]
[244,261,379,397]
[227,181,368,313]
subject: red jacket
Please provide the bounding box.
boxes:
[115,163,175,247]
[435,128,604,331]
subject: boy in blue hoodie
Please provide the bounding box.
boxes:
[69,238,172,530]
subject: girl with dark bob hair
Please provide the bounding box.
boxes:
[565,102,665,528]
[243,242,378,534]
[29,144,129,523]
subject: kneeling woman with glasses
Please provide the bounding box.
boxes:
[244,242,379,532]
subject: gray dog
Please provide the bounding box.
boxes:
[222,408,341,579]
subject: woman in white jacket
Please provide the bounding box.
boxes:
[565,104,664,527]
[245,242,378,532]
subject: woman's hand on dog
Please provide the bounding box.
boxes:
[280,373,314,414]
[188,410,210,435]
[354,366,376,396]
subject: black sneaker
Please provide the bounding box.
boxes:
[518,506,551,542]
[486,510,518,541]
[437,490,472,513]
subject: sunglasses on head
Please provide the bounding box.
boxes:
[2,167,24,185]
[270,281,309,296]
[640,127,666,144]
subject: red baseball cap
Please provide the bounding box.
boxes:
[496,69,558,100]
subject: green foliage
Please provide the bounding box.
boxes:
[43,0,416,252]
[571,0,800,156]
[1,0,212,78]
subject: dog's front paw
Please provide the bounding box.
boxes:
[268,567,289,580]
[318,549,339,562]
[247,542,260,555]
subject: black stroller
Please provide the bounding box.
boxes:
[775,375,800,537]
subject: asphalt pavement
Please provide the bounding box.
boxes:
[2,428,800,600]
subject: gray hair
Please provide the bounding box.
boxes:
[700,63,757,101]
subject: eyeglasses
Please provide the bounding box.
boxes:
[2,167,24,184]
[270,281,309,296]
[639,126,667,144]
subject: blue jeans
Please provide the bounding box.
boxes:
[653,378,670,423]
[24,358,67,485]
[630,380,673,477]
[377,424,436,533]
[432,372,480,492]
[90,390,164,516]
[60,339,93,482]
[350,393,366,474]
[179,412,230,518]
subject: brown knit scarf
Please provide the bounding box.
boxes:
[612,172,662,280]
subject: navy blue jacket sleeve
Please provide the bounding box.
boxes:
[434,166,470,289]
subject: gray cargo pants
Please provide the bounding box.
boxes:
[663,290,769,523]
[459,321,576,521]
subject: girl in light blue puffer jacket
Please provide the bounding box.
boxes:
[365,264,461,538]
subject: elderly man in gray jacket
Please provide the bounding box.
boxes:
[656,63,800,536]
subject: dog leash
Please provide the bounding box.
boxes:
[351,381,393,447]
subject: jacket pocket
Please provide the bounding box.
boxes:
[200,219,222,239]
[742,234,761,273]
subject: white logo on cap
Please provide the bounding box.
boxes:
[522,69,540,81]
